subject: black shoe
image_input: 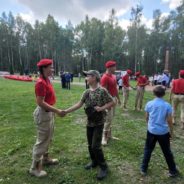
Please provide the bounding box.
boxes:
[140,169,147,176]
[84,162,97,170]
[168,170,179,177]
[97,168,108,180]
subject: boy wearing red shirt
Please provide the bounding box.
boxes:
[135,72,148,111]
[100,60,121,145]
[122,69,134,110]
[170,70,184,129]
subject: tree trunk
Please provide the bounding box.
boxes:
[18,45,23,75]
[0,47,2,70]
[10,35,14,74]
[10,45,14,74]
[7,47,12,74]
[26,46,29,72]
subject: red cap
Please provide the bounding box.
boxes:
[135,72,141,76]
[37,59,53,67]
[105,60,116,68]
[126,69,132,75]
[179,70,184,76]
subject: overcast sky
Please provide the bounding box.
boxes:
[0,0,182,29]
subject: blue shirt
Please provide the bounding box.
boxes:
[161,74,169,83]
[145,98,172,135]
[65,73,71,82]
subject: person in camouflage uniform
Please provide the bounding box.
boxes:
[63,70,115,180]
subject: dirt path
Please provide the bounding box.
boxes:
[145,85,171,92]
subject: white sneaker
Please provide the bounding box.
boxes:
[29,169,47,177]
[102,137,107,146]
[112,136,120,140]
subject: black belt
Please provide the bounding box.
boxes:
[174,93,184,95]
[45,110,50,112]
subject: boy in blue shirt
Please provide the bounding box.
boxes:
[140,85,179,177]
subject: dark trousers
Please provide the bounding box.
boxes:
[154,80,157,85]
[61,80,66,88]
[141,131,177,173]
[162,81,166,87]
[87,125,107,169]
[66,81,70,90]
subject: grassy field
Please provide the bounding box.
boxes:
[0,77,183,184]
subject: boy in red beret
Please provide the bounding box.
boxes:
[100,60,121,145]
[170,70,184,129]
[122,69,134,110]
[135,72,148,111]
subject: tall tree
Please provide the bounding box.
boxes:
[127,4,146,73]
[103,9,125,70]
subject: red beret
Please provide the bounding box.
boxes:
[126,69,132,75]
[135,72,141,76]
[37,59,53,67]
[105,60,116,68]
[179,70,184,76]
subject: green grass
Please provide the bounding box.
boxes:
[0,77,183,184]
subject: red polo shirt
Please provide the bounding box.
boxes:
[137,76,147,87]
[172,78,184,94]
[122,74,130,87]
[35,76,56,105]
[101,73,118,97]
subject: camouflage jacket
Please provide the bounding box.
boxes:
[81,86,113,127]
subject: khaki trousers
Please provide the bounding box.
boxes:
[32,106,55,162]
[103,97,116,132]
[135,86,145,110]
[122,87,129,107]
[172,95,184,124]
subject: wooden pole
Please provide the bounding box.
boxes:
[165,47,169,71]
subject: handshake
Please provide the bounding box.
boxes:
[132,87,137,90]
[56,109,68,117]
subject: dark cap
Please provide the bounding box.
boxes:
[83,70,101,82]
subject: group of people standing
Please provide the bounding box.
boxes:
[120,70,149,111]
[60,71,73,89]
[29,58,184,181]
[153,72,172,88]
